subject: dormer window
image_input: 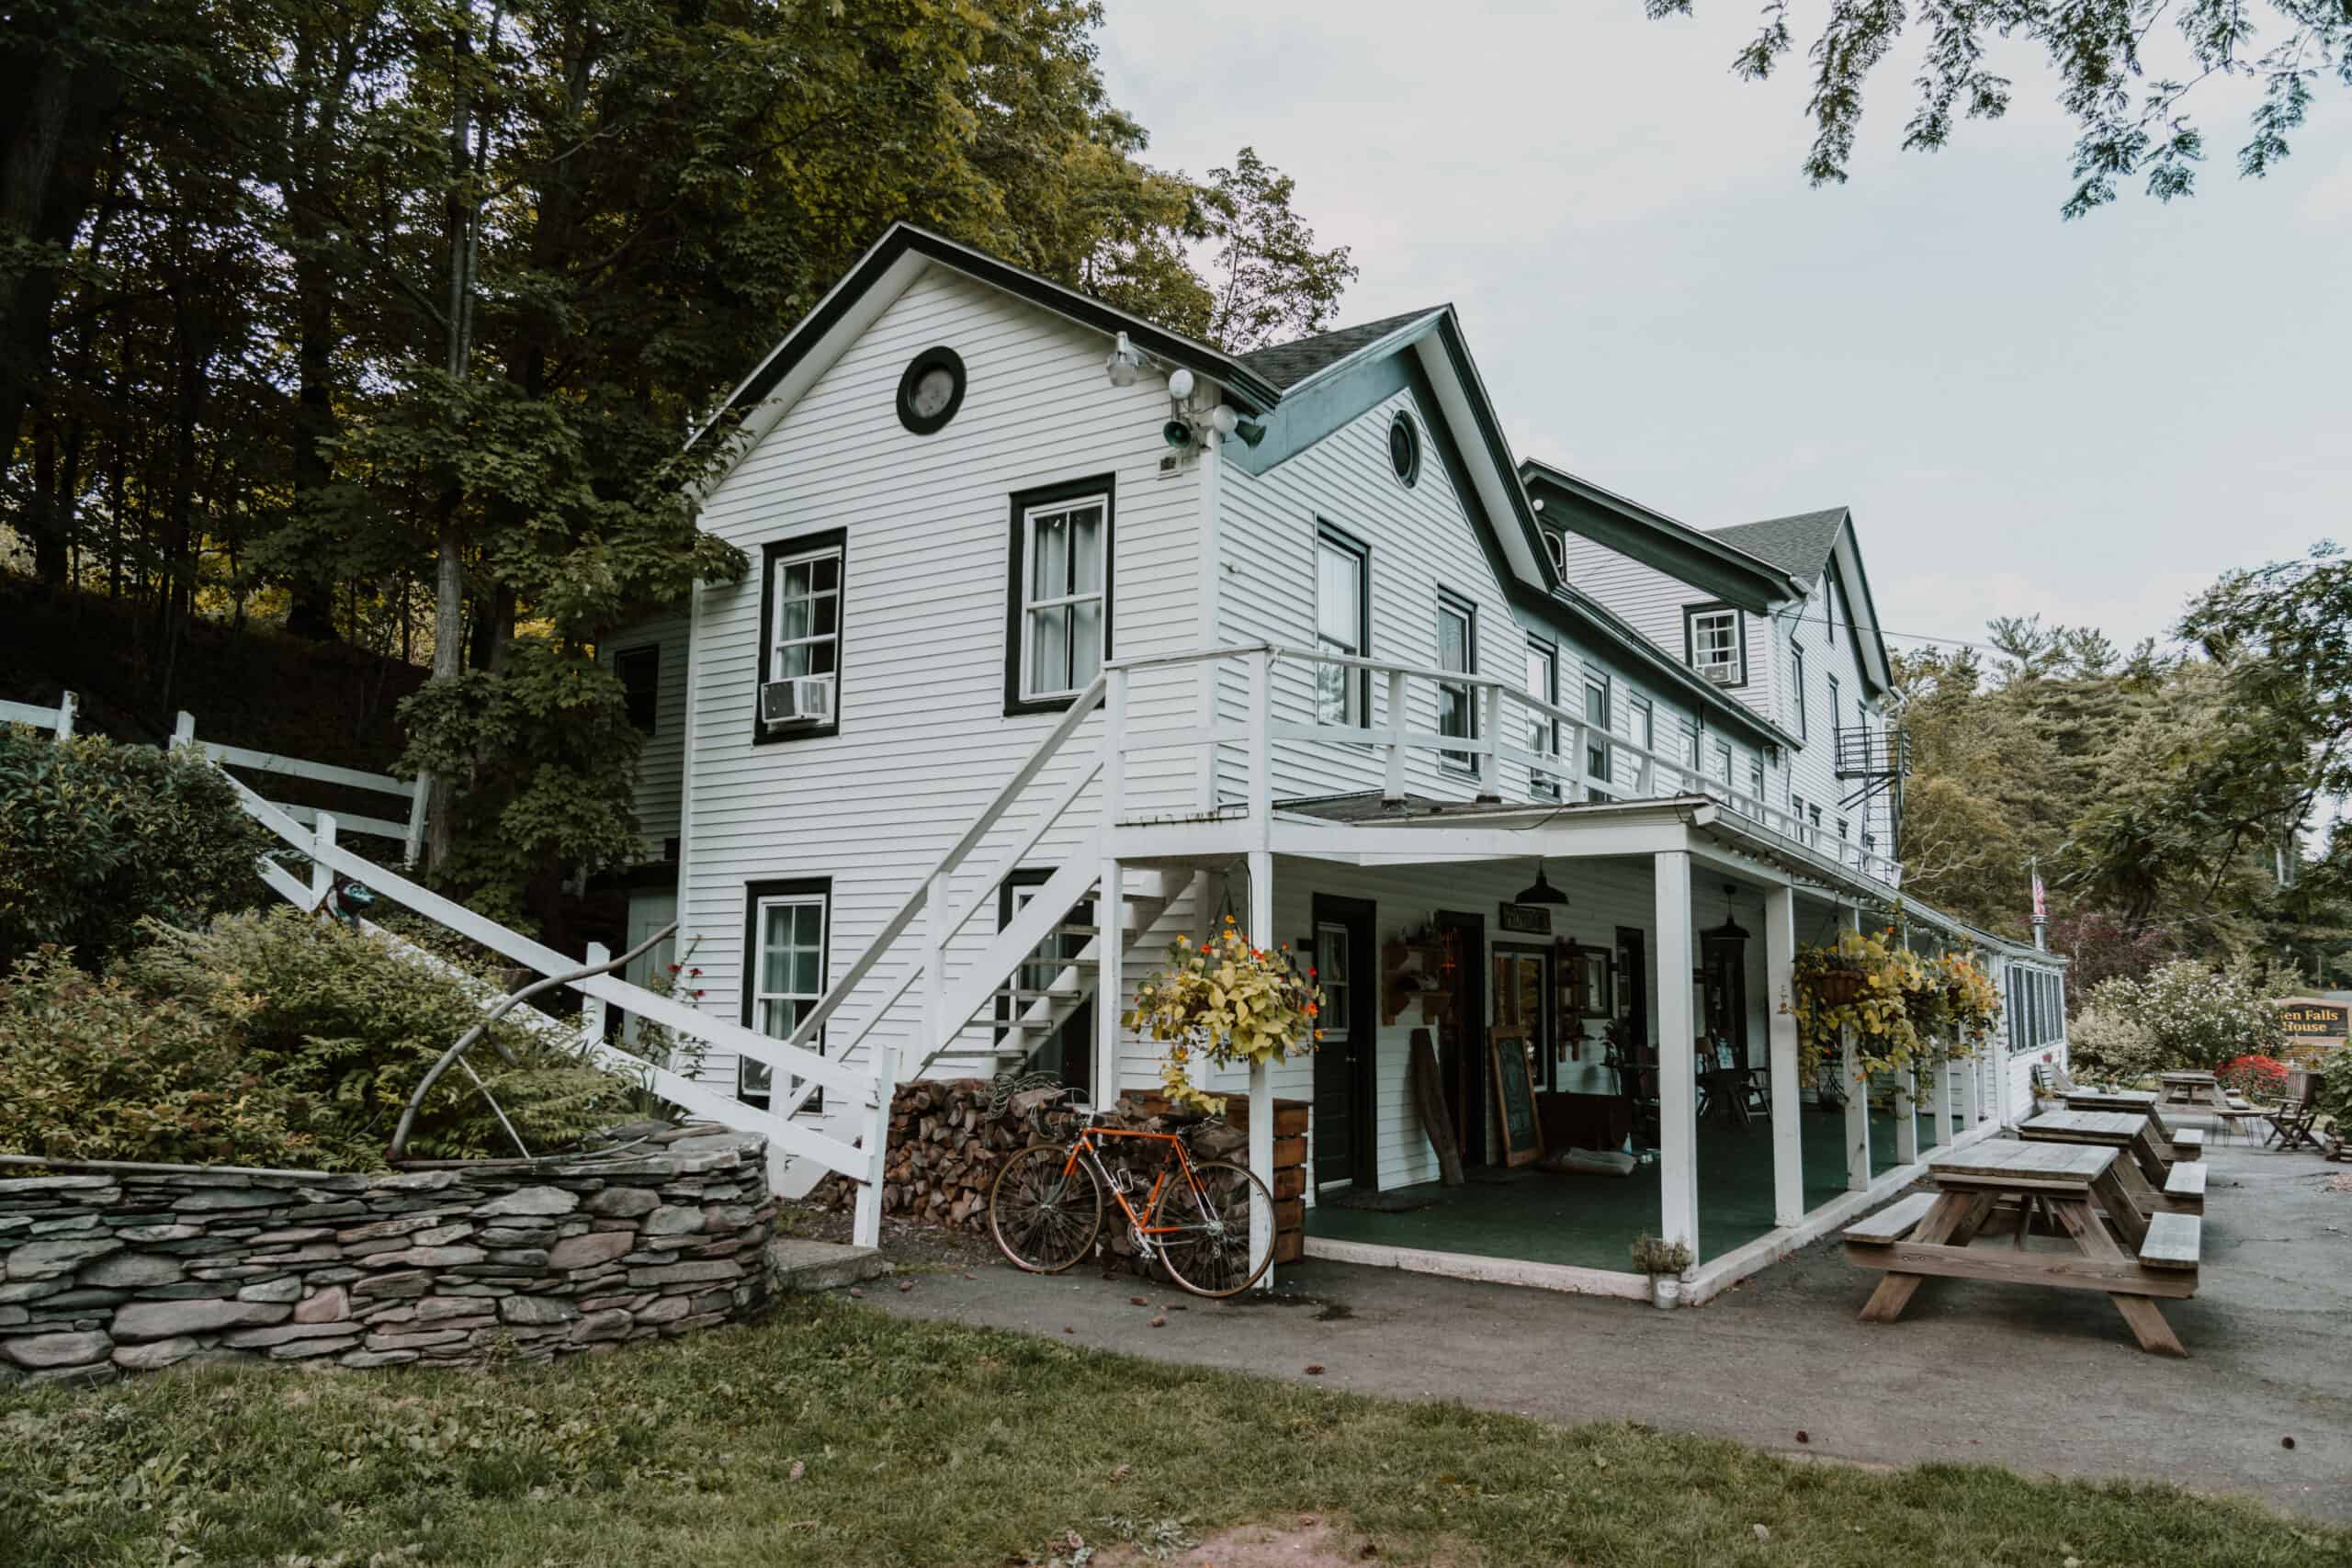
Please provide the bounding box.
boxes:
[1685,605,1745,687]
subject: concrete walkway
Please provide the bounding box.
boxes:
[862,1142,2352,1523]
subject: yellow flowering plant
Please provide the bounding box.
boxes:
[1122,917,1327,1113]
[1787,930,1999,1078]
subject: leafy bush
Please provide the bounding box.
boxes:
[0,726,269,971]
[2214,1054,2290,1101]
[2075,958,2286,1080]
[2068,1002,2163,1085]
[0,952,318,1168]
[0,909,637,1169]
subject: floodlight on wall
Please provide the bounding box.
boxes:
[1208,404,1238,436]
[1166,367,1195,400]
[1512,860,1569,907]
[1105,331,1144,387]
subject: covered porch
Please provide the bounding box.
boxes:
[1108,795,2010,1301]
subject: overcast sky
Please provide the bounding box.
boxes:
[1097,3,2350,660]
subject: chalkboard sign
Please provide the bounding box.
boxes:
[1488,1029,1544,1168]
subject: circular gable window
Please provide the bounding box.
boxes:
[896,345,966,434]
[1388,411,1421,488]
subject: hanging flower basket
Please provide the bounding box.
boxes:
[1786,929,1923,1079]
[1814,970,1865,1008]
[1123,918,1327,1114]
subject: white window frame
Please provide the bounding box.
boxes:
[747,886,829,1111]
[1435,590,1478,772]
[1526,637,1560,798]
[1316,922,1353,1048]
[1687,606,1744,685]
[1315,524,1371,727]
[770,544,843,701]
[1790,639,1809,739]
[1018,493,1110,704]
[1583,671,1612,788]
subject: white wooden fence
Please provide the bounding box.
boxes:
[3,690,429,865]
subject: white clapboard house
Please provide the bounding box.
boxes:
[599,222,2069,1302]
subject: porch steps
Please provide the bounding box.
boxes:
[768,1239,891,1292]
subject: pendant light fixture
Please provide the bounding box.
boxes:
[1513,859,1569,907]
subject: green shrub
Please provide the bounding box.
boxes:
[0,725,269,971]
[0,951,321,1168]
[0,909,637,1169]
[2075,957,2287,1080]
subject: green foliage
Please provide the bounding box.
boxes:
[0,952,317,1168]
[0,725,268,971]
[397,637,646,931]
[1646,1,2350,214]
[2076,958,2289,1078]
[0,908,635,1169]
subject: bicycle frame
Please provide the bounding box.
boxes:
[1057,1122,1225,1262]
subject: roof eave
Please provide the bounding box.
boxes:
[1519,459,1802,611]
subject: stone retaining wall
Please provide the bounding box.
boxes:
[0,1124,776,1386]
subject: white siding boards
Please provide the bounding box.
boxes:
[598,612,690,860]
[675,265,1204,1175]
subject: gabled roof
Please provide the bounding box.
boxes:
[1235,309,1444,389]
[689,222,1282,467]
[1519,459,1801,614]
[1707,508,1849,588]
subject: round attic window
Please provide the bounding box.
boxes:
[896,345,966,434]
[1388,411,1421,488]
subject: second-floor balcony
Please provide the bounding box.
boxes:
[1093,642,1905,890]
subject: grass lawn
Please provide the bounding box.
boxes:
[2,1297,2339,1567]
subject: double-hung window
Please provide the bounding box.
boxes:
[1008,478,1114,712]
[1711,740,1733,795]
[1526,637,1560,798]
[759,533,845,739]
[1315,525,1371,727]
[1686,605,1744,685]
[1827,672,1842,744]
[1747,756,1766,818]
[742,878,830,1111]
[1676,715,1702,791]
[1583,671,1612,796]
[615,646,659,734]
[1436,590,1477,771]
[1790,640,1809,739]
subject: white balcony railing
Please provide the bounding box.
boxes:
[1102,643,1904,889]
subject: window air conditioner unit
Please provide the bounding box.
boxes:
[760,675,833,728]
[1700,663,1739,686]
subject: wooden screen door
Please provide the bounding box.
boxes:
[1311,895,1375,1189]
[1492,947,1551,1091]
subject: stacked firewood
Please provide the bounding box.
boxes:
[805,1079,1251,1239]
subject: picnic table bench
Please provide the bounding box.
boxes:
[1842,1140,2198,1357]
[2018,1109,2202,1220]
[2060,1088,2204,1162]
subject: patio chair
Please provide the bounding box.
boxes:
[2266,1068,2326,1154]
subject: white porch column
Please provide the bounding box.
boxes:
[1894,1066,1919,1164]
[1096,858,1124,1102]
[1943,1055,1964,1145]
[1841,905,1870,1190]
[1654,849,1699,1258]
[1962,1039,1984,1127]
[1765,884,1803,1227]
[1247,848,1276,1288]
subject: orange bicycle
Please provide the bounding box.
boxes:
[987,1090,1276,1297]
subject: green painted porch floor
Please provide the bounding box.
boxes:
[1306,1110,1937,1270]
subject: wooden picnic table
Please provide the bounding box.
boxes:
[1843,1140,2199,1357]
[2059,1088,2206,1163]
[2160,1070,2225,1109]
[2020,1109,2206,1218]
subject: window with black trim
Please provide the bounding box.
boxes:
[1007,476,1114,714]
[615,646,659,734]
[1315,524,1371,726]
[1388,411,1421,488]
[1789,639,1809,739]
[1630,694,1655,753]
[1539,525,1567,576]
[1747,755,1766,818]
[1435,589,1476,770]
[1677,715,1702,790]
[896,345,966,434]
[1583,671,1611,789]
[1525,637,1559,798]
[741,877,830,1112]
[755,531,844,742]
[1686,605,1744,686]
[1827,671,1842,740]
[1712,739,1733,791]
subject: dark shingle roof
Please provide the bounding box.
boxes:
[1234,308,1444,390]
[1705,508,1849,586]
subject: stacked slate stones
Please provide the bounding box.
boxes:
[0,1123,776,1385]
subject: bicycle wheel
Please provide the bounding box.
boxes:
[988,1145,1103,1274]
[1154,1158,1276,1298]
